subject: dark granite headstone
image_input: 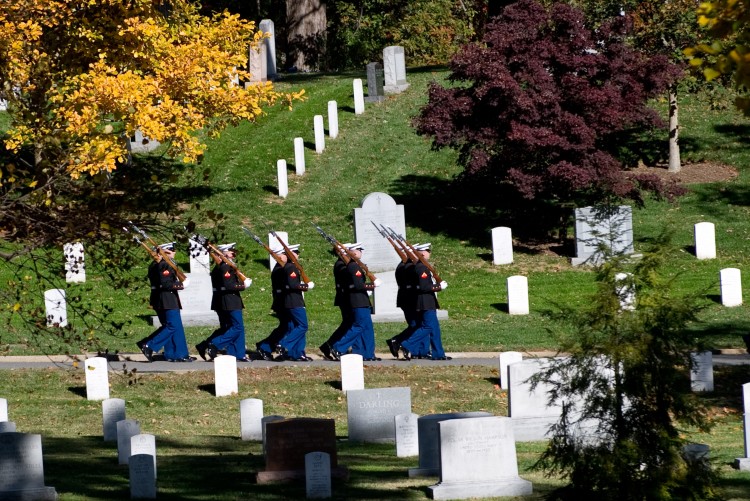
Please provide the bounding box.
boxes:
[365,62,385,103]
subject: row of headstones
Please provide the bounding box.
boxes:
[493,208,723,266]
[275,47,409,198]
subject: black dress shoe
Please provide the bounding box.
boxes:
[319,343,333,360]
[330,347,342,361]
[256,349,274,361]
[237,356,252,362]
[386,338,400,358]
[207,344,222,360]
[364,357,382,361]
[139,343,154,362]
[168,356,196,362]
[195,342,208,361]
[400,346,411,361]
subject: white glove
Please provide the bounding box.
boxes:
[182,278,191,287]
[243,278,253,288]
[439,281,448,290]
[306,282,315,290]
[373,278,383,287]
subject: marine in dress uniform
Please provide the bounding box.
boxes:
[320,253,353,360]
[196,243,252,362]
[386,250,419,358]
[255,244,313,362]
[331,243,380,361]
[137,243,193,362]
[399,243,452,361]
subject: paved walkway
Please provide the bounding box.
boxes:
[1,350,748,373]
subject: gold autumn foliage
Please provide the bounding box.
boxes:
[0,0,304,180]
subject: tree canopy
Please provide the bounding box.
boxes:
[414,0,684,231]
[0,0,302,249]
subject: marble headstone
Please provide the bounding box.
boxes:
[720,268,742,307]
[64,242,86,283]
[498,351,523,391]
[294,137,306,175]
[102,398,126,441]
[44,288,67,327]
[305,451,332,499]
[365,62,385,102]
[383,46,409,93]
[128,130,160,154]
[240,398,264,441]
[690,351,714,392]
[694,222,716,260]
[491,227,513,265]
[85,356,110,401]
[340,354,365,393]
[735,383,750,471]
[214,355,239,397]
[507,276,529,315]
[0,433,57,500]
[0,398,7,421]
[395,412,419,457]
[428,416,533,499]
[131,434,157,478]
[314,115,325,154]
[259,19,277,78]
[353,79,365,115]
[129,453,156,499]
[347,387,411,443]
[328,100,339,139]
[117,419,141,465]
[572,205,634,266]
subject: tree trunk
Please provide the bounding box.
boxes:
[667,85,681,173]
[285,0,326,72]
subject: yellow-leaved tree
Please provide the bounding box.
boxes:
[0,0,302,247]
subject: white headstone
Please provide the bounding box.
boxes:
[314,115,325,154]
[572,205,634,266]
[129,453,157,499]
[737,383,750,470]
[259,19,277,78]
[507,276,529,315]
[102,398,126,441]
[508,358,561,441]
[615,272,635,311]
[395,412,419,457]
[166,238,217,327]
[240,398,264,441]
[353,79,365,115]
[277,159,288,198]
[268,231,289,269]
[690,351,714,392]
[305,451,332,499]
[214,355,239,397]
[85,357,110,401]
[428,416,533,499]
[720,268,742,307]
[491,227,513,265]
[340,354,365,393]
[44,288,67,327]
[64,242,86,283]
[498,352,523,391]
[353,193,406,273]
[327,100,339,139]
[0,433,57,500]
[117,419,141,465]
[383,46,409,93]
[0,421,17,433]
[0,398,7,421]
[294,137,306,175]
[248,43,268,83]
[129,130,160,154]
[131,434,157,478]
[694,222,716,260]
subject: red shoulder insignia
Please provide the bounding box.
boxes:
[162,269,170,276]
[224,271,231,278]
[355,270,362,277]
[290,271,297,278]
[421,272,428,278]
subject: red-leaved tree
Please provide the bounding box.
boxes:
[414,0,684,232]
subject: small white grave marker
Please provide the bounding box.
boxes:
[117,419,141,465]
[615,272,635,311]
[305,451,332,499]
[129,453,156,499]
[131,434,157,478]
[277,160,288,198]
[44,289,67,327]
[735,383,750,470]
[353,79,365,115]
[64,242,86,283]
[102,398,126,441]
[491,227,513,265]
[214,355,239,397]
[694,222,716,260]
[0,398,7,421]
[690,351,714,392]
[314,115,325,154]
[395,413,419,458]
[507,276,529,315]
[240,398,264,441]
[328,101,338,139]
[294,137,306,175]
[340,354,365,393]
[85,357,110,401]
[720,268,742,307]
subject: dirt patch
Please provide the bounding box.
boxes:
[628,162,739,184]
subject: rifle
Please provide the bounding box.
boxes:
[240,226,285,268]
[313,223,380,285]
[123,227,160,262]
[127,221,188,282]
[371,221,407,262]
[267,228,312,284]
[385,226,443,283]
[312,223,351,264]
[382,225,419,263]
[192,233,250,282]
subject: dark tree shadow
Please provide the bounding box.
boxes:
[326,380,342,391]
[67,386,87,398]
[491,302,508,313]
